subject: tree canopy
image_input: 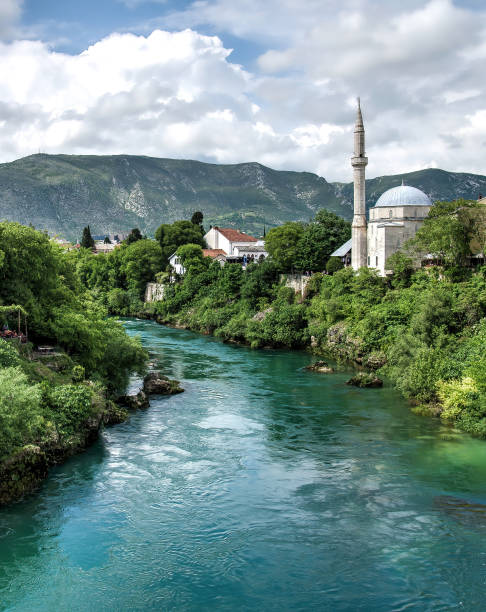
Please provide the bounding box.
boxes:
[124,228,143,245]
[264,210,351,272]
[408,199,486,267]
[155,220,205,266]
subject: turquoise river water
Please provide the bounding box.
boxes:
[2,319,486,611]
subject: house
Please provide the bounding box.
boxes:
[168,253,186,276]
[203,249,227,265]
[168,248,228,278]
[92,233,128,244]
[233,243,268,263]
[204,226,258,255]
[93,240,118,254]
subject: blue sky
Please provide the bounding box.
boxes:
[0,0,485,180]
[21,0,264,65]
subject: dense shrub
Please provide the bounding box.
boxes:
[47,384,93,440]
[0,339,21,368]
[0,368,43,460]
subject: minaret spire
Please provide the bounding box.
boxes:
[351,98,368,270]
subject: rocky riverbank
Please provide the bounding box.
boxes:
[0,370,184,506]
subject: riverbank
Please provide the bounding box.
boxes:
[0,347,184,506]
[0,394,123,506]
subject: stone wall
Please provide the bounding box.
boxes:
[145,283,165,303]
[281,274,311,296]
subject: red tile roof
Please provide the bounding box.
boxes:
[214,227,258,242]
[202,249,227,258]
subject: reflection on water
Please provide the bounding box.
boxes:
[1,319,486,611]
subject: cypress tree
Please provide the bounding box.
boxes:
[80,225,95,249]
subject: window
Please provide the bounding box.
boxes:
[367,256,370,265]
[375,256,378,266]
[389,209,392,218]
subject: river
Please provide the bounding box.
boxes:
[2,319,486,611]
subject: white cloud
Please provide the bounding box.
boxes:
[1,1,486,181]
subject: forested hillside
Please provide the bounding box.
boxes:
[1,153,486,240]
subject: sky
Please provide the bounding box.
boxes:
[0,0,485,181]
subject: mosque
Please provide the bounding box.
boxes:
[332,100,433,276]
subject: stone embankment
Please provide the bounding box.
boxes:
[145,283,165,303]
[280,274,312,297]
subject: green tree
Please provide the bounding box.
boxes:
[386,251,415,288]
[124,228,143,245]
[175,243,204,270]
[326,257,344,275]
[155,220,206,266]
[296,210,351,271]
[120,239,164,298]
[191,211,204,226]
[80,226,95,249]
[410,199,485,267]
[103,235,112,244]
[264,222,305,272]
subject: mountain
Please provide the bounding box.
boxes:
[0,154,485,241]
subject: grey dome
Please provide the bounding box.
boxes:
[374,185,432,208]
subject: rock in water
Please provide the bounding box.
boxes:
[117,390,150,410]
[143,371,184,395]
[346,373,383,388]
[0,445,48,505]
[306,361,335,373]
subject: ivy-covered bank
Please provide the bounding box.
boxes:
[0,222,148,505]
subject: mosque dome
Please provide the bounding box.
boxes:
[374,185,432,208]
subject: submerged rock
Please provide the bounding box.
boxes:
[346,373,383,388]
[143,372,184,395]
[306,360,334,374]
[434,495,486,527]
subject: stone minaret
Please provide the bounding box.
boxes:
[351,98,368,270]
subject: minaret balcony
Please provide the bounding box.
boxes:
[351,155,368,167]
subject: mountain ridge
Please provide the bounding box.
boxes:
[0,153,484,240]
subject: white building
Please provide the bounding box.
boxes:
[367,185,431,275]
[204,226,258,255]
[332,101,432,276]
[168,252,186,276]
[233,243,268,262]
[168,248,228,278]
[93,240,119,254]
